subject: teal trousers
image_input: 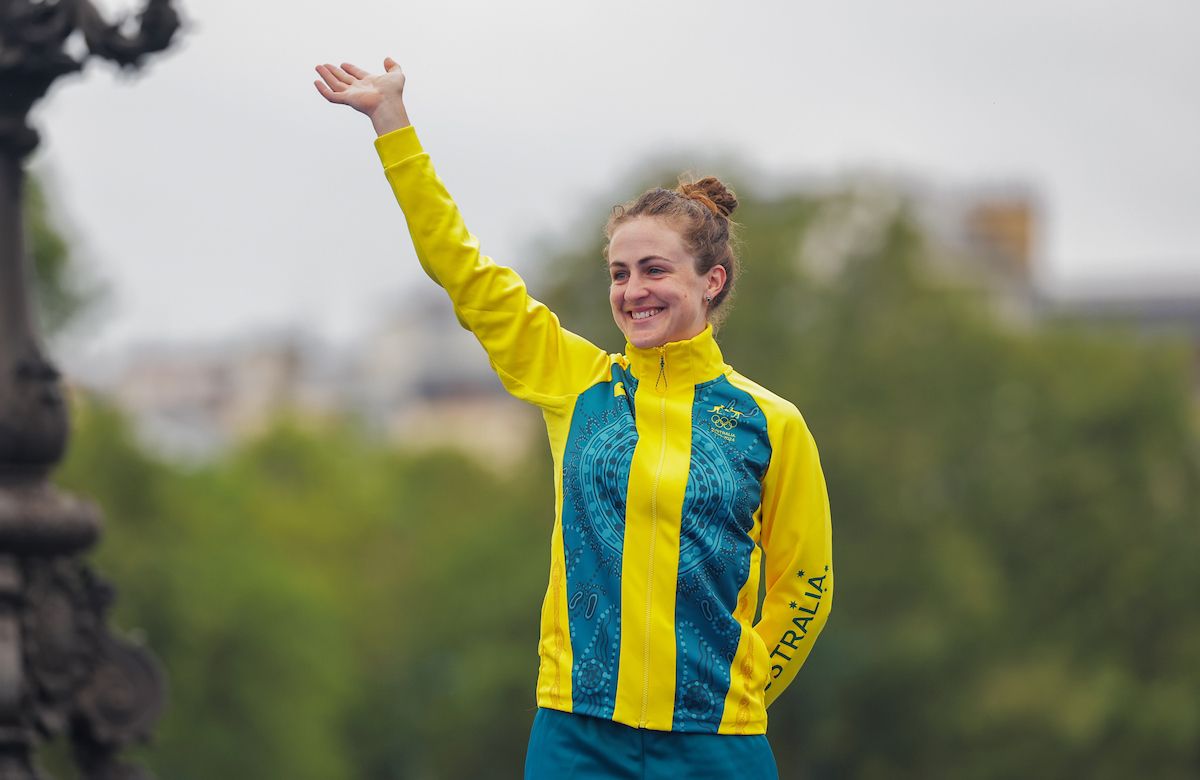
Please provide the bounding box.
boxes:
[524,708,779,779]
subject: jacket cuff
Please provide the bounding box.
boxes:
[374,125,424,168]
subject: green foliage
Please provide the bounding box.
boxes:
[542,176,1200,777]
[49,167,1200,778]
[56,404,551,779]
[26,175,101,337]
[57,405,358,780]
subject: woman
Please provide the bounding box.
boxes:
[315,58,833,780]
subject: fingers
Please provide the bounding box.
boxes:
[315,64,348,93]
[325,63,356,86]
[313,78,345,103]
[313,59,402,106]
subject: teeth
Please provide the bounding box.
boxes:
[631,308,662,321]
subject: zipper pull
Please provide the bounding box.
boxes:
[655,349,667,392]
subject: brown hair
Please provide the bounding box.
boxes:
[605,175,741,328]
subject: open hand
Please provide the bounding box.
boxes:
[314,58,411,136]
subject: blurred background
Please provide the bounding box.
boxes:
[20,0,1200,777]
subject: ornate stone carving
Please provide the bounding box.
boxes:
[0,0,181,777]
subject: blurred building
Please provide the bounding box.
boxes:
[353,295,540,467]
[923,188,1039,313]
[1042,282,1200,388]
[86,178,1199,462]
[94,297,539,465]
[103,337,342,459]
[797,176,1042,323]
[798,177,1200,390]
[921,189,1200,382]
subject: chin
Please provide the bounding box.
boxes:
[614,313,696,349]
[627,333,660,349]
[627,325,685,349]
[614,319,658,349]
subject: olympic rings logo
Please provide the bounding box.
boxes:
[710,414,738,430]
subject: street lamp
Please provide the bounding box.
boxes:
[0,1,182,777]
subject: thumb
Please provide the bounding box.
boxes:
[383,57,400,72]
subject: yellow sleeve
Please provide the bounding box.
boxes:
[754,409,834,709]
[374,126,611,407]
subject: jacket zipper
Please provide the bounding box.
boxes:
[641,348,668,727]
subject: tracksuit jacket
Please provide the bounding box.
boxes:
[376,126,834,735]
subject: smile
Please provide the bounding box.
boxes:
[630,308,663,321]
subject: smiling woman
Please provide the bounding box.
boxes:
[606,178,740,348]
[315,57,833,780]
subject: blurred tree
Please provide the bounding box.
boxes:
[57,404,360,780]
[342,447,551,779]
[44,162,1200,780]
[57,406,553,780]
[25,175,103,337]
[539,174,1200,779]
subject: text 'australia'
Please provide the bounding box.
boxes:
[764,568,828,692]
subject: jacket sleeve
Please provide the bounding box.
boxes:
[374,126,611,408]
[753,409,834,709]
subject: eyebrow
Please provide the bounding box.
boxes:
[607,255,676,268]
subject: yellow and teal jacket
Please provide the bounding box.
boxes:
[376,126,833,735]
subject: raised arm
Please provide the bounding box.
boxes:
[314,59,611,407]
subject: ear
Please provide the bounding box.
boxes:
[705,265,727,300]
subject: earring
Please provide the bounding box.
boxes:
[705,295,713,304]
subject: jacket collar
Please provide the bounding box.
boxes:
[625,325,727,392]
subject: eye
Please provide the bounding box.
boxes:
[610,269,628,282]
[647,266,666,276]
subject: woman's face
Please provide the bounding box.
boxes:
[608,217,726,349]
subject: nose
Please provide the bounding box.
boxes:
[625,273,650,303]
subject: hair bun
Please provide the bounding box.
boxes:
[678,176,738,218]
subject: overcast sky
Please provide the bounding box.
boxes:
[28,0,1200,359]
